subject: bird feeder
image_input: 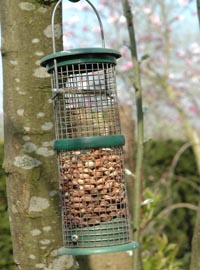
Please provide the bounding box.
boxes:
[40,0,138,256]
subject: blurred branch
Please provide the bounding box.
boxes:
[168,142,192,179]
[121,1,144,270]
[176,176,200,193]
[197,0,200,29]
[143,202,198,236]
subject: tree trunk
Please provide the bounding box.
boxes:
[0,1,77,269]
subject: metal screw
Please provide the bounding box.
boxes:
[71,234,79,243]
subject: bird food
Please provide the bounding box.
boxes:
[59,147,129,229]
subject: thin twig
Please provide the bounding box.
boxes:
[121,1,144,270]
[197,0,200,29]
[168,142,192,178]
[142,202,198,236]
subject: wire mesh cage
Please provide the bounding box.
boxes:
[52,61,121,139]
[40,0,138,256]
[59,145,131,248]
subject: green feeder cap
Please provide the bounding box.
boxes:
[40,47,121,73]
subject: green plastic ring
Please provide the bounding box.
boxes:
[54,135,125,151]
[57,242,139,256]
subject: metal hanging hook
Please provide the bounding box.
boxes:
[51,0,105,53]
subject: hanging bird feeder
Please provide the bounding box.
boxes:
[40,0,139,256]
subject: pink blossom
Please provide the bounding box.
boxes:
[121,61,133,71]
[63,37,72,50]
[70,15,80,24]
[149,14,162,26]
[188,105,198,114]
[143,6,152,15]
[107,15,118,24]
[82,25,89,32]
[190,42,200,54]
[92,27,101,34]
[178,0,189,6]
[173,15,185,21]
[191,76,200,83]
[185,58,192,65]
[63,29,73,37]
[176,49,186,58]
[119,15,126,24]
[76,3,89,11]
[168,73,175,79]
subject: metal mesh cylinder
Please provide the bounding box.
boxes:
[52,62,121,139]
[41,48,138,254]
[59,146,132,248]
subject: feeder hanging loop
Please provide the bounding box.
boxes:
[51,0,105,53]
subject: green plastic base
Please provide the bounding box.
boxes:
[57,242,139,256]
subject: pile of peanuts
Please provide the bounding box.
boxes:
[59,148,128,228]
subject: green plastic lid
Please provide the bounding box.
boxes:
[40,47,121,73]
[54,135,125,151]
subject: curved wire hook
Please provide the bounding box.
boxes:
[51,0,105,53]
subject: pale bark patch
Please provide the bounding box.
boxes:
[37,112,45,118]
[35,51,44,56]
[43,226,52,232]
[10,60,18,65]
[37,7,48,13]
[22,136,31,141]
[17,109,24,116]
[49,190,58,197]
[29,196,50,212]
[40,239,51,245]
[34,67,50,78]
[41,122,54,131]
[31,229,42,236]
[42,141,53,147]
[35,263,46,269]
[19,2,35,11]
[43,24,62,39]
[40,246,47,250]
[12,204,18,214]
[36,147,55,157]
[35,60,41,65]
[24,126,30,132]
[48,255,75,270]
[23,142,37,153]
[14,155,41,169]
[32,38,40,44]
[29,254,36,260]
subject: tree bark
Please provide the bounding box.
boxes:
[0,1,77,269]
